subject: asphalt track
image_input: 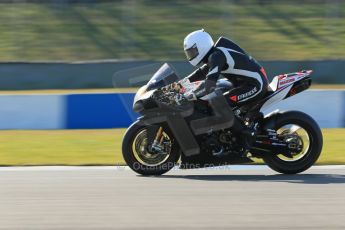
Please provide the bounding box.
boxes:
[0,165,345,230]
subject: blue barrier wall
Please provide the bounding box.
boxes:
[0,90,343,129]
[65,93,137,129]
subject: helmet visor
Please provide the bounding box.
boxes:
[184,44,199,61]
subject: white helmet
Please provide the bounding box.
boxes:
[183,29,214,66]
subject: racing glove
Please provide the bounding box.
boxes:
[204,78,217,94]
[194,79,217,98]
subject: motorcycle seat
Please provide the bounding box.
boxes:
[264,86,274,97]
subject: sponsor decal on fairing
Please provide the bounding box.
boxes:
[238,87,258,101]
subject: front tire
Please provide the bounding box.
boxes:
[122,121,180,175]
[263,111,323,174]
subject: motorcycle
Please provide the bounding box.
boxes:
[122,63,323,175]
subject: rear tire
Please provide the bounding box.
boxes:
[122,121,180,175]
[263,111,323,174]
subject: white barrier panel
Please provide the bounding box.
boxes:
[262,90,344,128]
[0,95,64,129]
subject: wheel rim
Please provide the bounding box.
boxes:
[276,124,310,162]
[132,129,172,167]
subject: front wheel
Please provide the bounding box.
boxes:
[122,121,180,175]
[263,111,323,174]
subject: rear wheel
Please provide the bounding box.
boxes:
[122,121,180,175]
[263,111,323,174]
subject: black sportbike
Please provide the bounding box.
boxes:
[122,63,322,175]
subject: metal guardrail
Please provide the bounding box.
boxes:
[0,60,344,90]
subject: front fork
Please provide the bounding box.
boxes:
[150,126,166,153]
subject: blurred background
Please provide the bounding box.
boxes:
[0,0,344,165]
[0,0,345,89]
[1,0,344,61]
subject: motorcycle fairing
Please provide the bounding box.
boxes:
[137,102,200,156]
[191,92,234,135]
[270,70,312,91]
[259,70,312,112]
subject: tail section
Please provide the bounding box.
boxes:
[260,70,312,111]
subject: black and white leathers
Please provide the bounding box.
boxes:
[188,37,269,106]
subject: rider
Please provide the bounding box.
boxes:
[183,29,268,107]
[182,29,269,153]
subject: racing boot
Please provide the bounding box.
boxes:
[231,118,257,154]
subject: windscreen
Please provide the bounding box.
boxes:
[147,63,179,90]
[112,62,179,89]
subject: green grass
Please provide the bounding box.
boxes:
[317,129,345,165]
[0,1,344,61]
[0,129,125,165]
[0,128,344,166]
